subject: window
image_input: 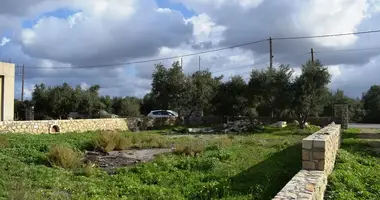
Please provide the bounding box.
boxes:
[159,111,168,115]
[152,111,161,115]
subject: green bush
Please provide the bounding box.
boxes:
[126,133,171,149]
[93,131,131,152]
[47,145,82,169]
[115,136,132,150]
[174,140,205,156]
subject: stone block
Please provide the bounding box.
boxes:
[302,140,313,149]
[317,160,325,171]
[312,151,325,160]
[313,140,325,149]
[302,149,311,160]
[302,161,316,170]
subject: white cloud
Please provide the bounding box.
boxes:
[294,0,370,47]
[0,37,10,46]
[19,0,193,66]
[2,0,380,99]
[80,82,89,90]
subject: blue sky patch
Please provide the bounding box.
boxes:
[22,8,79,28]
[155,0,196,18]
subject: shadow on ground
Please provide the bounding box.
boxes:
[341,131,380,157]
[357,133,380,139]
[229,144,301,199]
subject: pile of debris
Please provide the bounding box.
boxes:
[221,119,262,133]
[180,119,263,133]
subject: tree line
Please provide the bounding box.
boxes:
[15,83,141,120]
[14,59,380,126]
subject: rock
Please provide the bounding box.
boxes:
[187,127,215,133]
[272,121,287,128]
[221,119,260,133]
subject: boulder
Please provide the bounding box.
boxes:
[222,119,261,133]
[271,121,287,128]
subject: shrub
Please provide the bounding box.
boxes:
[93,131,132,152]
[47,145,82,169]
[115,137,132,150]
[93,132,117,152]
[175,140,205,156]
[83,164,96,177]
[126,133,171,149]
[0,136,9,149]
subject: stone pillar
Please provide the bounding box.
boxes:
[333,104,348,129]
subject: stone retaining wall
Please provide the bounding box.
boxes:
[0,118,129,134]
[273,123,341,200]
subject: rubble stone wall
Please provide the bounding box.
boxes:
[0,118,129,134]
[184,116,332,127]
[273,123,341,200]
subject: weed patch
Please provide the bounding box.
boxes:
[47,145,82,169]
[174,139,206,156]
[0,129,305,199]
[93,132,121,152]
[325,129,380,200]
[0,136,9,149]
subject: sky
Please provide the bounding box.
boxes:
[1,0,380,100]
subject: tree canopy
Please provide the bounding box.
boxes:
[15,59,379,125]
[25,83,141,120]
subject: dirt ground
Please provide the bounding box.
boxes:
[85,148,173,173]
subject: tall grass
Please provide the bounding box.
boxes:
[93,131,132,152]
[47,145,82,169]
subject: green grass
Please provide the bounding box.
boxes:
[325,128,380,200]
[0,127,313,200]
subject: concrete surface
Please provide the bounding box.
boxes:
[349,123,380,129]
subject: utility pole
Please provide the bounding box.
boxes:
[269,37,273,69]
[311,48,315,63]
[21,64,25,102]
[198,56,201,71]
[180,57,183,68]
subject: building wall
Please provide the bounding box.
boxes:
[0,62,15,121]
[0,76,3,121]
[273,123,341,200]
[0,118,129,134]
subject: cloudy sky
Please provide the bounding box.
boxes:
[1,0,380,99]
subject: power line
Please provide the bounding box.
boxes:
[24,29,380,70]
[314,46,380,53]
[272,29,380,40]
[214,46,380,74]
[211,52,310,73]
[27,39,269,69]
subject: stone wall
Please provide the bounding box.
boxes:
[302,124,341,174]
[273,123,341,200]
[184,116,333,127]
[0,118,129,134]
